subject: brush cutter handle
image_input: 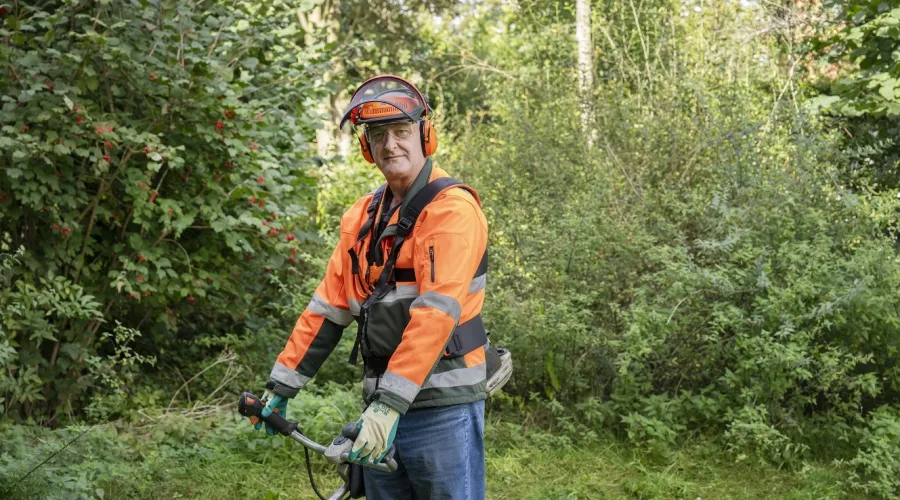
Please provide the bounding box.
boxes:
[238,392,298,436]
[339,421,398,465]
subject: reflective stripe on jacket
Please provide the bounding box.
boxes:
[268,160,489,413]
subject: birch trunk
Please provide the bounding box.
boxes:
[575,0,595,148]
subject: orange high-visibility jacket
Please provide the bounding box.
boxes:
[267,160,489,413]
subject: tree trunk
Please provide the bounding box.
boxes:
[298,0,350,158]
[575,0,595,148]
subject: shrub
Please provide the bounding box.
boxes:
[0,0,329,424]
[849,405,900,500]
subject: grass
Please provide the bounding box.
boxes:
[0,386,874,499]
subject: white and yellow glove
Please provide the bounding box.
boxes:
[348,400,400,464]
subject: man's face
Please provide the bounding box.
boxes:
[368,120,426,179]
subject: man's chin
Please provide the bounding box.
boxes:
[380,157,409,171]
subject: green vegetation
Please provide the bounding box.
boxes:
[0,386,872,499]
[2,0,900,498]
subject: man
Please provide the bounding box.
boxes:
[255,75,489,499]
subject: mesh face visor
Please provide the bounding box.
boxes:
[340,76,429,129]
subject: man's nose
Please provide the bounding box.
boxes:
[382,132,398,150]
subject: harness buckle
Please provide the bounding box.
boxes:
[397,217,414,235]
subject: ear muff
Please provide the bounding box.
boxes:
[360,120,438,163]
[420,120,438,157]
[359,132,375,164]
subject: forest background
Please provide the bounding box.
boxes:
[2,0,900,498]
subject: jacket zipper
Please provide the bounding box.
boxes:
[429,246,435,282]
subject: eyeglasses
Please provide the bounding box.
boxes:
[366,121,416,144]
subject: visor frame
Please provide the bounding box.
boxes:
[340,75,431,129]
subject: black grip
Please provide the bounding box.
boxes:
[341,421,360,440]
[238,392,298,436]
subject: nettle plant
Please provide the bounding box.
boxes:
[0,0,329,424]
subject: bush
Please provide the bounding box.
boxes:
[439,0,900,467]
[849,405,900,500]
[0,0,329,424]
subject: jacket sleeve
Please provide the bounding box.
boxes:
[267,235,354,398]
[374,191,488,413]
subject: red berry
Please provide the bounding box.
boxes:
[286,257,295,264]
[188,296,196,303]
[72,104,80,112]
[264,267,271,273]
[62,228,71,235]
[76,115,84,123]
[206,277,213,283]
[224,109,235,119]
[246,254,253,260]
[249,196,256,204]
[215,121,224,131]
[269,229,278,237]
[167,208,174,215]
[104,141,113,149]
[0,7,9,18]
[52,224,60,231]
[250,142,259,151]
[256,177,264,184]
[103,155,111,162]
[286,234,295,242]
[138,254,147,263]
[137,275,143,282]
[149,191,158,203]
[149,72,157,82]
[256,113,263,121]
[257,199,266,208]
[21,125,29,132]
[214,174,222,181]
[143,146,149,154]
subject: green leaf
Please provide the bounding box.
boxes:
[545,354,560,392]
[7,167,22,178]
[879,79,897,100]
[64,95,74,111]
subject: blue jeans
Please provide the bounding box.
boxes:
[363,400,485,500]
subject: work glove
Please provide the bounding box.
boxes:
[254,390,289,436]
[348,400,400,464]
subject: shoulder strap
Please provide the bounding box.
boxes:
[355,184,387,242]
[396,177,463,236]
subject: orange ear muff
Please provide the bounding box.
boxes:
[421,120,438,157]
[359,132,375,164]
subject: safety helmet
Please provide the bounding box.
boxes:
[340,75,438,163]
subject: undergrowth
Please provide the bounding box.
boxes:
[0,384,874,500]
